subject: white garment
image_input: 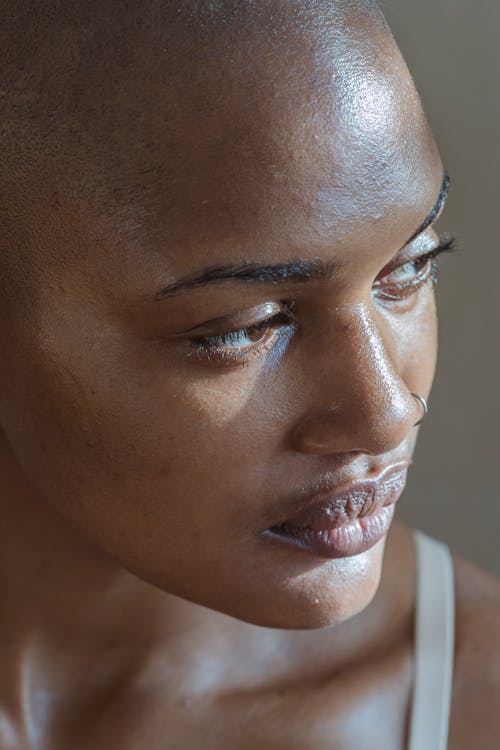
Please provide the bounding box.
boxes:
[406,530,455,750]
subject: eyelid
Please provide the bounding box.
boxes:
[178,301,283,337]
[376,231,441,280]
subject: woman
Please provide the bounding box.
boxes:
[0,1,498,748]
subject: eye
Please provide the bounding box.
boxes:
[373,235,457,301]
[183,235,458,368]
[187,303,297,367]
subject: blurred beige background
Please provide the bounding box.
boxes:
[382,2,500,575]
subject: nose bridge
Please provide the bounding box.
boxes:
[341,305,405,412]
[293,303,416,455]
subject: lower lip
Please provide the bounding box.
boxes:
[262,504,396,559]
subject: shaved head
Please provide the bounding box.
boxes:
[0,0,404,288]
[1,0,385,184]
[0,0,433,308]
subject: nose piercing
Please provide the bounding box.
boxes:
[411,393,429,426]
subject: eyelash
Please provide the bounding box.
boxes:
[187,235,458,367]
[187,304,298,367]
[372,234,457,300]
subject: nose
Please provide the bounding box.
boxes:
[291,305,422,456]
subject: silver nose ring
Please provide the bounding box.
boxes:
[411,393,429,426]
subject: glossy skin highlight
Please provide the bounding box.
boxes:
[3,3,498,749]
[0,3,442,632]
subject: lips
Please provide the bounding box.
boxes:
[261,462,409,559]
[270,463,408,533]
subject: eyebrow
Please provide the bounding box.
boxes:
[155,172,450,300]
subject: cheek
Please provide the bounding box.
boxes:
[0,288,439,523]
[0,288,440,628]
[399,289,438,393]
[0,308,282,571]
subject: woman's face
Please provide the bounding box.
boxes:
[0,6,444,628]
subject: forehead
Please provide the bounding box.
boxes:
[122,22,440,266]
[6,2,442,284]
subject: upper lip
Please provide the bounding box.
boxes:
[263,461,411,533]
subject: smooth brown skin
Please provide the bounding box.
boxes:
[0,2,499,749]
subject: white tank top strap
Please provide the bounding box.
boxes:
[407,529,456,750]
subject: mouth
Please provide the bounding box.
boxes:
[261,462,409,559]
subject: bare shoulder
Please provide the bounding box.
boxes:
[448,551,500,750]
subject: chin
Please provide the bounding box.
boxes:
[220,537,387,631]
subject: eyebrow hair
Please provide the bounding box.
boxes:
[155,172,450,300]
[408,171,450,242]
